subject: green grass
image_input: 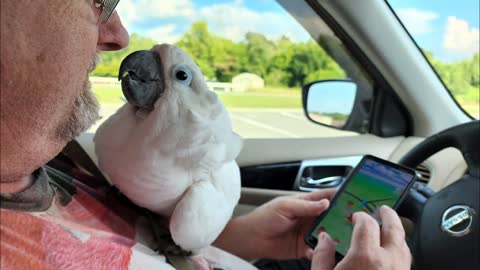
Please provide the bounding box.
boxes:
[92,84,302,109]
[92,83,476,116]
[460,104,479,119]
[217,91,301,108]
[455,87,479,119]
[246,87,302,96]
[92,85,124,103]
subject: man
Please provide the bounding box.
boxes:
[0,1,411,269]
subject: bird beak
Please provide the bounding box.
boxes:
[118,50,164,111]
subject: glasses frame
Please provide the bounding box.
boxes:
[94,0,120,24]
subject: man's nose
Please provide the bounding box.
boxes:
[97,11,129,51]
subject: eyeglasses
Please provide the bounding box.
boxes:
[94,0,120,24]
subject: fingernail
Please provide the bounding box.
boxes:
[380,205,389,210]
[317,199,328,206]
[319,232,331,241]
[352,212,362,223]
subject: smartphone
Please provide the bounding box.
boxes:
[305,155,416,258]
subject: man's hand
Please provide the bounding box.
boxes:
[312,206,411,270]
[213,189,335,261]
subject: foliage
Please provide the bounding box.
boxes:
[175,22,247,82]
[93,21,345,87]
[93,22,478,117]
[91,33,157,77]
[423,50,479,104]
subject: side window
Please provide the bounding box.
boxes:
[90,0,373,138]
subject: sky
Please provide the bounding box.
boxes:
[307,81,356,114]
[116,0,479,63]
[388,0,479,62]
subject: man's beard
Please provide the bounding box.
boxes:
[54,53,101,141]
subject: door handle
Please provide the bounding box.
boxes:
[301,175,343,188]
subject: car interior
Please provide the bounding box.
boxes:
[76,0,479,269]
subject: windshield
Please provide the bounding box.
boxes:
[90,0,372,138]
[387,0,479,119]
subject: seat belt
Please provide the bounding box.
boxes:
[167,255,196,270]
[62,140,196,270]
[62,140,108,182]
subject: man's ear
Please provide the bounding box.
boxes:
[224,132,243,162]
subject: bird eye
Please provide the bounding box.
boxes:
[171,65,193,86]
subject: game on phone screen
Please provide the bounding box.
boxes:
[307,156,416,256]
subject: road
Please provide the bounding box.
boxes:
[88,103,355,138]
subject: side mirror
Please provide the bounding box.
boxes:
[302,80,357,130]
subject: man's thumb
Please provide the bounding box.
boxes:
[311,232,336,270]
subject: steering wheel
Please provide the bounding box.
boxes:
[398,120,479,270]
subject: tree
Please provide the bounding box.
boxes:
[244,32,277,78]
[468,53,479,87]
[92,22,476,109]
[283,40,345,87]
[91,33,156,77]
[176,22,216,80]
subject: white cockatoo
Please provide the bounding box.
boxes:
[94,44,242,251]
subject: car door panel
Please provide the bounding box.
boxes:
[237,135,405,167]
[235,135,468,217]
[234,135,405,216]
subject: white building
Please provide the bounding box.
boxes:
[232,73,264,92]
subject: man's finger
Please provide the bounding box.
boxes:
[279,198,329,219]
[378,205,406,249]
[311,232,336,270]
[297,189,336,201]
[349,212,381,252]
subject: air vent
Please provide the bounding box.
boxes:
[415,163,431,184]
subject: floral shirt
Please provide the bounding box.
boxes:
[0,154,256,270]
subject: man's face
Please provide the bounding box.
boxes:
[0,0,129,181]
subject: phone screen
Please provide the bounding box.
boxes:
[308,156,416,256]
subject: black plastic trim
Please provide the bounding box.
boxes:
[240,162,302,190]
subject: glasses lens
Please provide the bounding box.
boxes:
[99,0,120,23]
